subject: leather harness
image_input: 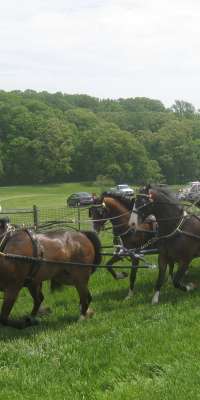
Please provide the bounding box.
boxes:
[0,228,43,286]
[23,229,43,286]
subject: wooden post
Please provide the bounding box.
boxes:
[77,205,81,230]
[33,205,39,229]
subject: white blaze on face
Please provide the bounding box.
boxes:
[129,204,139,228]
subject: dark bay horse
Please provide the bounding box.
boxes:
[89,192,159,299]
[131,184,200,304]
[0,220,101,328]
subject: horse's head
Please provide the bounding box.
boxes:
[129,184,182,231]
[89,198,109,233]
[136,185,155,222]
[89,192,134,235]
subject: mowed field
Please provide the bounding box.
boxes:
[0,183,200,400]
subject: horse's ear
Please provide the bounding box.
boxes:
[149,189,156,201]
[145,184,151,191]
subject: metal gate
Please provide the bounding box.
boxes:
[0,205,92,231]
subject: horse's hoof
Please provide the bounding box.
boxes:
[186,282,197,291]
[86,308,95,318]
[37,306,52,316]
[124,295,132,301]
[124,289,134,301]
[78,315,86,322]
[115,272,128,280]
[24,316,40,327]
[79,308,95,322]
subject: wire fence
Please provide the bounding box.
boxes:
[0,205,93,232]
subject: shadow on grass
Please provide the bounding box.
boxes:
[94,266,200,309]
[0,312,81,342]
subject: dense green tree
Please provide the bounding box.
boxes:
[69,121,163,183]
[0,90,199,185]
[2,118,74,184]
[171,100,196,118]
[141,120,200,183]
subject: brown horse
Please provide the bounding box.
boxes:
[131,184,200,304]
[0,220,101,328]
[89,192,160,299]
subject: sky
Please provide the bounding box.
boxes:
[1,0,200,108]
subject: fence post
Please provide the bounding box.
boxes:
[33,205,39,229]
[77,206,81,230]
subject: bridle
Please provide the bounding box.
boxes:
[90,200,138,237]
[131,191,200,245]
[131,190,186,222]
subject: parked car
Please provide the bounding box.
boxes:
[110,184,134,197]
[67,192,94,207]
[177,187,191,201]
[177,181,200,202]
[187,182,200,202]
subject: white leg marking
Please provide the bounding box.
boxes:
[79,315,86,322]
[86,308,95,318]
[152,290,160,305]
[124,289,134,300]
[186,282,196,292]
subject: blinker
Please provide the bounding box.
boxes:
[149,190,156,201]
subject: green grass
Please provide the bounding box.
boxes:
[0,182,97,208]
[0,182,200,399]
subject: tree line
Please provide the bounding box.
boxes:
[0,90,199,185]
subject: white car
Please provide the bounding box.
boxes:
[111,184,134,196]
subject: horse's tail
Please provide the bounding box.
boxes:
[82,230,102,271]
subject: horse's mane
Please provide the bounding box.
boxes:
[146,184,184,211]
[148,184,177,202]
[101,191,134,210]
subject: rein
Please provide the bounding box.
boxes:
[90,203,157,237]
[90,203,134,236]
[0,249,157,270]
[90,210,130,223]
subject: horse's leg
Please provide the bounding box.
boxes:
[106,255,128,280]
[173,261,195,291]
[0,285,27,329]
[168,262,174,280]
[27,283,44,318]
[152,254,168,305]
[85,289,94,318]
[76,279,94,321]
[125,259,138,300]
[28,283,52,316]
[50,279,64,292]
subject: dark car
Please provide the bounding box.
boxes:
[67,192,94,207]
